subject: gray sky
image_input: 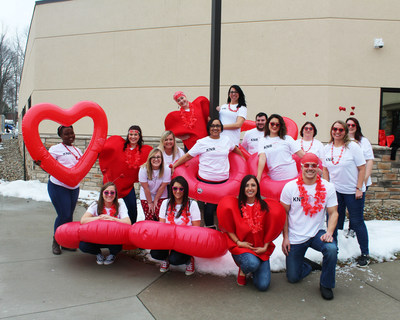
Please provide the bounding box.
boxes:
[0,0,36,36]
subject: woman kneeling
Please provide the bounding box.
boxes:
[150,176,201,275]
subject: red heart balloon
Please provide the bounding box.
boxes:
[351,106,355,110]
[302,112,307,116]
[315,113,319,117]
[164,96,209,149]
[98,136,152,198]
[22,101,108,187]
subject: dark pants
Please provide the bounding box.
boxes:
[123,187,137,224]
[79,241,122,255]
[150,250,191,265]
[48,180,79,234]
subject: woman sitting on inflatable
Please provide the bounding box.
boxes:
[257,114,305,182]
[218,175,281,291]
[79,182,131,265]
[171,118,243,228]
[150,176,201,275]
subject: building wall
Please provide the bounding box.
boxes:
[18,0,400,144]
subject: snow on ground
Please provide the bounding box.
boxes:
[1,179,399,276]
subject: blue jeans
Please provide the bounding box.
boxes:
[233,253,271,291]
[48,180,79,234]
[286,230,337,288]
[79,241,122,255]
[150,250,191,265]
[336,191,369,255]
[123,187,137,224]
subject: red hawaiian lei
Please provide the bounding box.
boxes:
[62,143,81,160]
[125,147,141,169]
[240,201,263,233]
[330,143,345,165]
[301,138,314,152]
[296,175,326,217]
[180,103,197,129]
[166,203,191,225]
[101,204,118,217]
[228,103,238,112]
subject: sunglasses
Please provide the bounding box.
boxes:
[332,127,344,133]
[270,122,280,128]
[347,123,356,128]
[103,191,116,196]
[304,127,314,131]
[303,163,318,168]
[172,187,184,192]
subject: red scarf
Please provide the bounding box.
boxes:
[240,201,264,233]
[101,204,118,217]
[180,103,197,129]
[166,202,191,225]
[296,175,326,217]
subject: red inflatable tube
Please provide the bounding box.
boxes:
[54,221,81,249]
[129,221,227,258]
[173,152,248,204]
[247,153,301,201]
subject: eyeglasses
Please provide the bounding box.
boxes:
[270,122,280,128]
[151,156,162,160]
[347,123,356,128]
[172,187,184,192]
[303,163,318,168]
[332,127,344,133]
[229,91,238,94]
[210,124,222,128]
[103,191,116,196]
[304,127,314,131]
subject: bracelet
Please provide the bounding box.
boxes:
[235,239,240,244]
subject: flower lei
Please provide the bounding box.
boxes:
[125,147,141,169]
[330,143,345,165]
[296,175,326,217]
[101,204,118,217]
[180,103,197,129]
[240,201,263,233]
[166,203,191,225]
[301,138,314,152]
[228,103,238,112]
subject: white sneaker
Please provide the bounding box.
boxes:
[185,257,195,276]
[96,254,104,265]
[104,254,116,265]
[345,229,356,238]
[160,260,170,273]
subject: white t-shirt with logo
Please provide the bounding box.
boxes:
[158,199,201,226]
[87,199,129,219]
[258,135,300,180]
[139,167,171,200]
[322,141,366,194]
[219,103,247,145]
[188,135,235,182]
[162,148,185,167]
[242,128,265,155]
[294,138,324,160]
[280,178,337,244]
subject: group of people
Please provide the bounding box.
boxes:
[42,85,375,300]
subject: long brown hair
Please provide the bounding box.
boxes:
[97,182,119,215]
[238,175,268,215]
[265,114,287,139]
[166,176,190,218]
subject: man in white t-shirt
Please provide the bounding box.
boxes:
[280,153,339,300]
[241,112,268,154]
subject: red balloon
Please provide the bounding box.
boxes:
[164,96,209,150]
[129,221,227,258]
[98,136,152,198]
[22,101,108,187]
[173,152,248,204]
[240,119,256,132]
[54,221,81,248]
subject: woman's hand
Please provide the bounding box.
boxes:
[355,189,363,200]
[252,242,269,255]
[237,241,253,249]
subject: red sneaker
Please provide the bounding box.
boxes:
[237,268,246,286]
[185,257,195,276]
[160,260,170,273]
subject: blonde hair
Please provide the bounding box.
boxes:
[158,131,179,162]
[329,120,351,146]
[143,148,164,180]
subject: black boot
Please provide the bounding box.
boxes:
[52,237,61,255]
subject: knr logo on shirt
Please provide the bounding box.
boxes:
[325,157,332,162]
[292,196,303,202]
[206,147,216,152]
[250,138,259,142]
[264,144,272,149]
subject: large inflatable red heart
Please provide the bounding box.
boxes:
[164,96,209,150]
[22,101,108,187]
[98,136,152,198]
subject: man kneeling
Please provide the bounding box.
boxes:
[280,153,338,300]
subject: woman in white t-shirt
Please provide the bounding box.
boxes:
[150,176,201,275]
[322,120,369,267]
[158,130,185,168]
[79,182,131,265]
[45,125,83,255]
[257,114,305,182]
[217,85,247,145]
[139,148,171,221]
[295,121,324,160]
[172,118,243,228]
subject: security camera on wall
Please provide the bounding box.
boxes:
[374,38,384,49]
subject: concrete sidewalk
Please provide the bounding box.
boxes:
[1,195,399,319]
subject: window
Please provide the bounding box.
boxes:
[380,88,400,136]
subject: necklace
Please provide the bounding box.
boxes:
[228,103,238,112]
[296,175,326,217]
[301,138,314,152]
[62,143,81,160]
[180,102,197,129]
[101,204,118,217]
[125,147,141,169]
[240,200,263,233]
[330,143,345,165]
[166,203,191,225]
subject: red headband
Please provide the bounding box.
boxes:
[301,153,319,164]
[173,91,186,102]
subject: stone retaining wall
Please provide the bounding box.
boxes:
[21,136,400,208]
